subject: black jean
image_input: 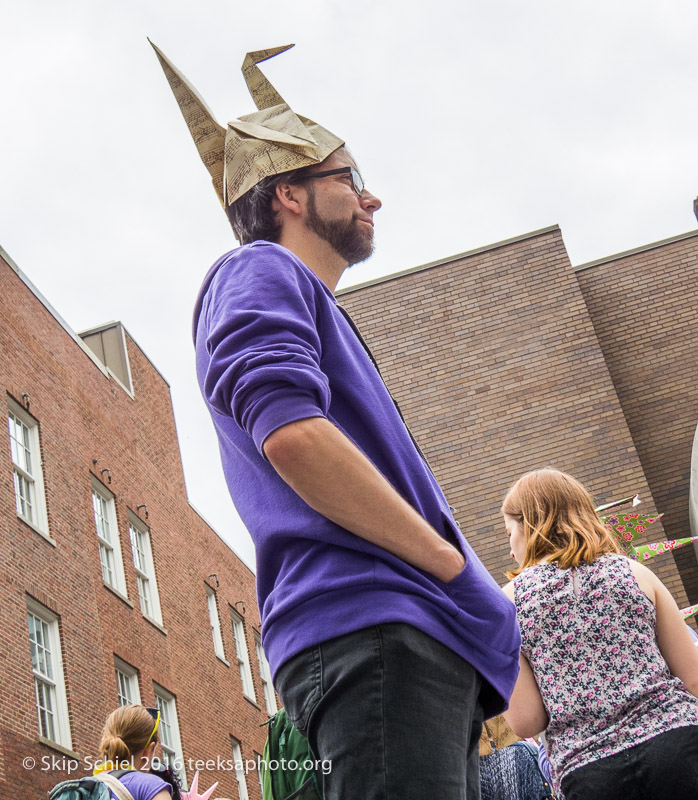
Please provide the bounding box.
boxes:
[274,623,484,800]
[560,725,698,800]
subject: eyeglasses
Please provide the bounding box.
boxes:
[300,166,365,196]
[144,707,161,749]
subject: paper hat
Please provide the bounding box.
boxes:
[150,41,344,207]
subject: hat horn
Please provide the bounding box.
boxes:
[242,45,295,110]
[149,39,227,204]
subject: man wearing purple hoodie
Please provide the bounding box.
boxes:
[153,42,520,800]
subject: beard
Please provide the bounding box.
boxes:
[305,187,374,266]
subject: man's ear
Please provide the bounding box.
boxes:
[274,181,305,216]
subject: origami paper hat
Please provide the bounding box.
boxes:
[597,495,664,557]
[149,41,344,208]
[598,494,698,559]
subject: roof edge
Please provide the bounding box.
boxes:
[0,244,110,380]
[574,229,698,272]
[337,225,561,295]
[188,501,257,577]
[0,245,172,392]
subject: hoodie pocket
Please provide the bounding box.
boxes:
[439,513,471,614]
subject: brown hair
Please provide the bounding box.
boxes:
[502,468,621,579]
[99,705,159,766]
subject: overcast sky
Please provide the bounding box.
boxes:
[2,0,697,569]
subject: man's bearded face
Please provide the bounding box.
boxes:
[304,183,375,267]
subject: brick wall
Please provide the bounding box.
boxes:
[0,254,269,799]
[576,231,698,603]
[339,227,689,605]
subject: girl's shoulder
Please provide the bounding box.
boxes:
[624,556,659,603]
[117,771,172,800]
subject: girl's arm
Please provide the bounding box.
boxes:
[501,582,550,737]
[629,559,698,697]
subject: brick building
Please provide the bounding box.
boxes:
[0,246,274,800]
[339,224,698,609]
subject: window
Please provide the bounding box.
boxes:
[254,632,277,715]
[231,737,249,800]
[255,752,265,798]
[114,657,141,706]
[128,516,163,624]
[206,585,226,661]
[26,598,71,748]
[92,480,127,596]
[8,401,48,534]
[155,687,186,788]
[230,608,256,701]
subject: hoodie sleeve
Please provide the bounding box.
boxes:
[198,244,331,455]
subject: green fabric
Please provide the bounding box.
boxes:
[599,509,663,557]
[261,708,322,800]
[598,495,697,560]
[633,536,698,560]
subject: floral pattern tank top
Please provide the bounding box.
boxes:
[514,554,698,787]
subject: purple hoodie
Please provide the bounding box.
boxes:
[193,241,520,716]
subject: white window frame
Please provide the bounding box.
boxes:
[8,400,49,535]
[154,686,187,789]
[206,585,227,662]
[231,737,249,800]
[254,631,277,715]
[255,752,265,799]
[128,515,163,625]
[26,597,72,748]
[230,608,256,702]
[91,479,128,597]
[114,657,141,706]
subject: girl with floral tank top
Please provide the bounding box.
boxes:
[499,469,698,799]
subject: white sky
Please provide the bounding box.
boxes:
[2,0,697,570]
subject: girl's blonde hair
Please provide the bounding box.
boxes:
[502,468,621,579]
[99,705,159,766]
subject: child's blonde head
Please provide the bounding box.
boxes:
[98,705,159,766]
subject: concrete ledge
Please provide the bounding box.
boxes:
[574,229,698,272]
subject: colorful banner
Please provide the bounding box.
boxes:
[633,536,698,560]
[601,511,663,556]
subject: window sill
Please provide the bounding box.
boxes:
[18,515,56,546]
[215,655,230,667]
[103,582,134,608]
[243,695,262,712]
[143,615,167,635]
[38,736,80,760]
